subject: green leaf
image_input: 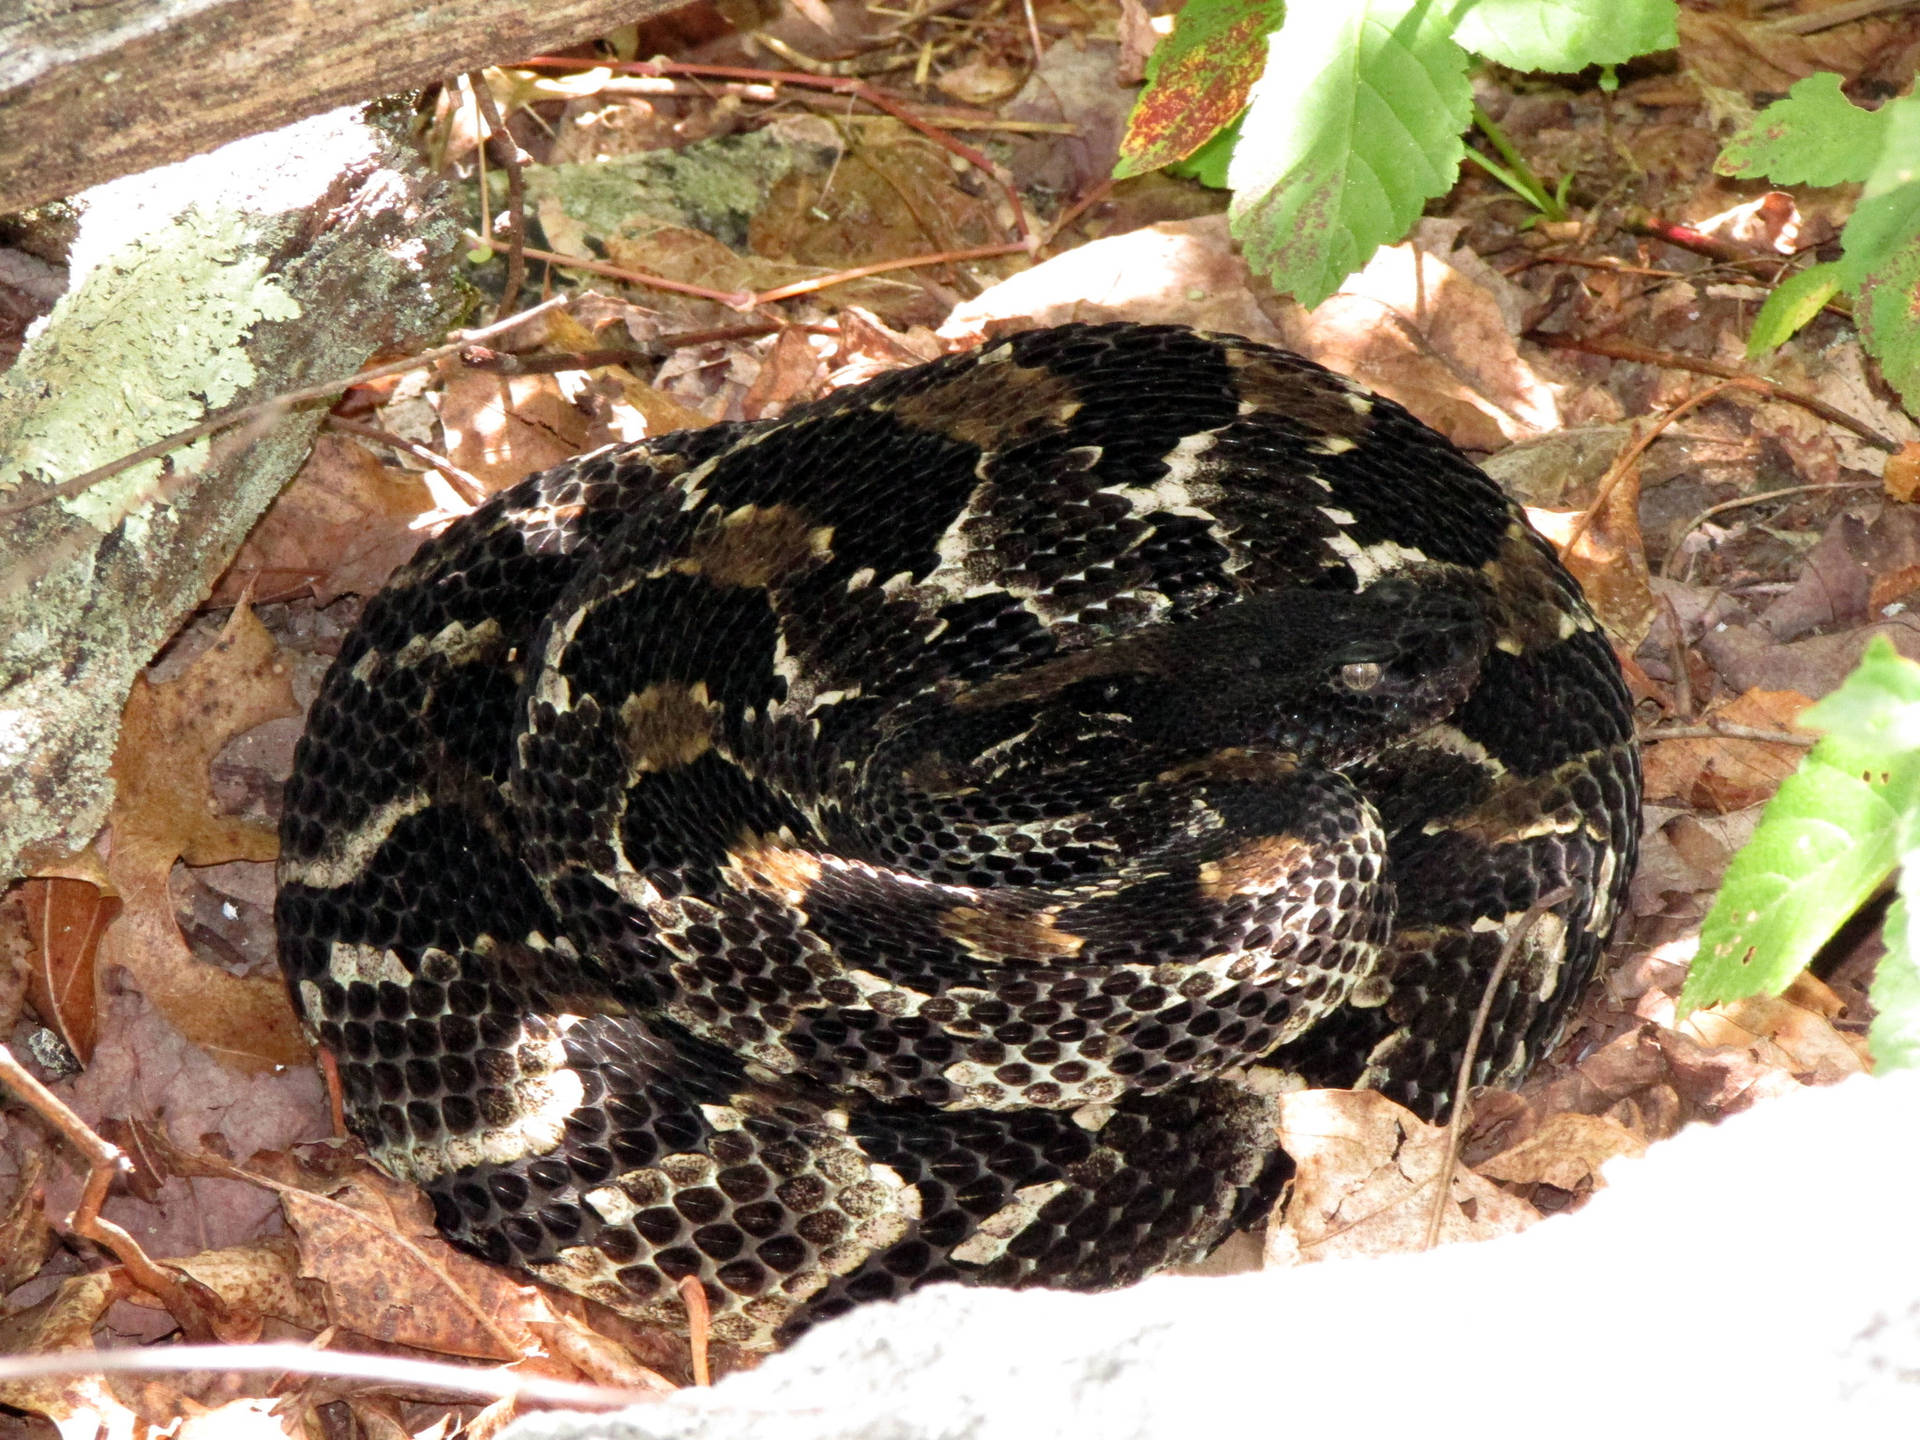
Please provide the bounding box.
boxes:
[1746,262,1846,356]
[1166,115,1242,189]
[1115,0,1286,179]
[1853,220,1920,414]
[1228,0,1472,309]
[1847,96,1920,416]
[1715,72,1885,185]
[1872,892,1920,1071]
[1683,637,1920,1013]
[1451,0,1677,73]
[1863,89,1920,197]
[1799,634,1920,749]
[1682,755,1920,1012]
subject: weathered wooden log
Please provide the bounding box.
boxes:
[0,101,466,881]
[1,0,687,215]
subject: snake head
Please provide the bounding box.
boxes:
[1108,572,1493,765]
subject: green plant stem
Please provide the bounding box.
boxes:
[1469,104,1568,222]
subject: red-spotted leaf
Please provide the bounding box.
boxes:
[1115,0,1285,180]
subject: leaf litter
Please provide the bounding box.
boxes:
[5,1,1920,1433]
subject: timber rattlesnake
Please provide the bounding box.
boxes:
[276,322,1640,1348]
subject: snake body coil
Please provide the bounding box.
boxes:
[276,323,1640,1347]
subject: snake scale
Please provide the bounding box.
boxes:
[276,322,1640,1348]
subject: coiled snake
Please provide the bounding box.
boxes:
[276,323,1640,1348]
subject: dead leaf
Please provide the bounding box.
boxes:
[212,434,437,606]
[188,1145,542,1361]
[741,327,826,419]
[1885,443,1920,503]
[1474,1111,1647,1193]
[1529,471,1656,645]
[18,875,119,1063]
[1641,688,1813,811]
[119,1236,329,1335]
[940,214,1293,346]
[1680,8,1920,97]
[100,605,309,1071]
[0,1271,136,1436]
[935,59,1023,106]
[1268,224,1562,449]
[0,1145,56,1292]
[1265,1089,1538,1267]
[1678,993,1871,1085]
[438,367,591,493]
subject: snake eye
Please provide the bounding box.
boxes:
[1339,661,1384,692]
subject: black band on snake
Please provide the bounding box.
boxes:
[275,323,1641,1349]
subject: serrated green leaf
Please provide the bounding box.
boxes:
[1853,218,1920,415]
[1872,892,1920,1071]
[1863,90,1920,197]
[1166,115,1242,189]
[1228,0,1471,309]
[1799,635,1920,749]
[1715,72,1885,185]
[1746,261,1846,356]
[1115,0,1286,179]
[1451,0,1677,73]
[1846,95,1920,417]
[1680,735,1920,1013]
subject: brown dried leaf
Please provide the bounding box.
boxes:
[17,875,118,1063]
[0,1271,134,1431]
[438,367,591,493]
[1265,1089,1538,1267]
[120,1236,329,1335]
[740,327,826,420]
[1884,442,1920,503]
[1528,481,1656,646]
[1680,8,1920,97]
[941,214,1291,348]
[1268,228,1561,449]
[935,59,1024,106]
[1641,688,1812,812]
[209,1149,537,1361]
[1679,993,1871,1085]
[0,1144,56,1292]
[213,434,438,606]
[1473,1112,1647,1193]
[100,605,309,1071]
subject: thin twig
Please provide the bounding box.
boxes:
[469,72,528,320]
[1557,380,1739,559]
[677,1275,711,1388]
[498,236,1026,309]
[1640,721,1816,747]
[1506,252,1695,281]
[457,345,656,374]
[1422,885,1573,1253]
[751,242,1026,303]
[1769,0,1920,34]
[1660,480,1883,581]
[1020,0,1045,62]
[0,295,573,517]
[1533,333,1898,452]
[326,416,487,505]
[477,238,757,309]
[1041,177,1114,254]
[0,1345,664,1406]
[0,1044,209,1322]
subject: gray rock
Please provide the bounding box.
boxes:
[508,1072,1920,1438]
